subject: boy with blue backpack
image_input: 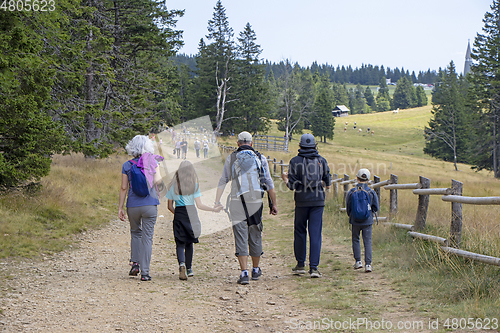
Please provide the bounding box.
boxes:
[345,168,379,273]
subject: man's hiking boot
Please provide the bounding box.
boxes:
[292,265,306,275]
[353,261,363,270]
[251,267,262,281]
[365,264,372,273]
[237,272,249,285]
[129,262,140,276]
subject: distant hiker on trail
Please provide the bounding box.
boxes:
[166,160,223,280]
[214,131,278,285]
[175,140,181,159]
[202,137,209,158]
[281,133,331,278]
[181,138,188,159]
[345,168,379,273]
[118,135,164,282]
[194,138,201,158]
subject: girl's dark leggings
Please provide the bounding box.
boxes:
[175,240,193,269]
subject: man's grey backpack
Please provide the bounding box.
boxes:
[230,149,267,201]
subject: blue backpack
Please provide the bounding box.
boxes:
[129,160,149,197]
[350,186,372,221]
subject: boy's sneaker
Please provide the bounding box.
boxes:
[237,272,249,285]
[179,263,187,280]
[129,262,140,276]
[292,265,306,275]
[365,264,372,273]
[353,261,363,270]
[251,267,262,281]
[310,268,322,278]
[187,268,194,277]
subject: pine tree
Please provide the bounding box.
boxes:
[424,62,470,171]
[0,10,67,188]
[332,83,349,107]
[392,76,416,109]
[46,0,184,157]
[310,75,335,142]
[364,87,376,111]
[468,0,500,177]
[194,0,236,134]
[415,86,428,107]
[233,22,270,134]
[376,77,392,111]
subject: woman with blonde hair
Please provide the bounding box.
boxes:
[118,135,164,281]
[166,160,222,280]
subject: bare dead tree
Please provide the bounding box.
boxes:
[214,55,238,135]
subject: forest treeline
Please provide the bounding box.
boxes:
[2,0,500,189]
[175,53,439,86]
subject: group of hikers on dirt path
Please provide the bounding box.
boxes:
[118,131,379,284]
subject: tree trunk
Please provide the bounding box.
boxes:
[494,114,498,178]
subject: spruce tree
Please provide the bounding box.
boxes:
[194,0,236,134]
[392,76,416,110]
[0,11,67,188]
[364,87,377,111]
[468,0,500,177]
[424,62,470,170]
[310,75,335,142]
[376,77,392,111]
[233,22,270,134]
[415,86,428,107]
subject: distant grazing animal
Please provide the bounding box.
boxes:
[393,108,399,114]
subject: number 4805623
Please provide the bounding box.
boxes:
[1,0,55,11]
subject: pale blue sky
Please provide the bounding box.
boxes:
[166,0,492,73]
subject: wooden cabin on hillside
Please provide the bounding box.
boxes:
[332,105,349,117]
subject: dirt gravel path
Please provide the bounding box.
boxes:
[0,138,434,332]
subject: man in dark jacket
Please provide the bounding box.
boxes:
[281,134,331,278]
[345,168,379,273]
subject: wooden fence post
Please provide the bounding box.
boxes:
[332,173,338,197]
[414,176,431,230]
[273,158,277,175]
[373,175,381,204]
[342,174,349,207]
[450,179,463,248]
[280,160,284,176]
[389,174,398,218]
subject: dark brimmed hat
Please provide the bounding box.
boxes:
[299,133,316,148]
